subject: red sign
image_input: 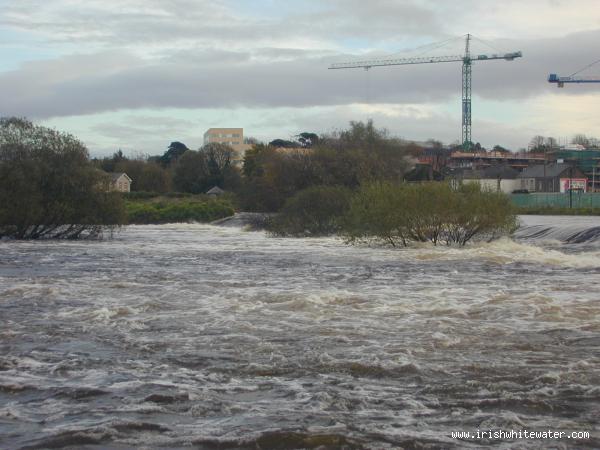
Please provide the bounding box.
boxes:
[560,178,587,193]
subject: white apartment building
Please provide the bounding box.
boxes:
[203,128,252,155]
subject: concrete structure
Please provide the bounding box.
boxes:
[549,149,600,192]
[457,165,521,194]
[109,173,132,192]
[517,163,587,193]
[203,128,252,155]
[448,150,547,171]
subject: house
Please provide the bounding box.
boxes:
[455,164,520,194]
[206,186,225,197]
[517,163,587,193]
[109,172,132,192]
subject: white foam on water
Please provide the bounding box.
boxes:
[1,217,599,448]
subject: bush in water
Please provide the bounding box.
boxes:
[0,117,125,239]
[343,182,517,246]
[267,186,353,237]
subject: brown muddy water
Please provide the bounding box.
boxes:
[1,216,599,449]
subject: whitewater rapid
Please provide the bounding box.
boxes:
[0,216,599,449]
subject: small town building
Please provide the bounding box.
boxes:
[206,186,225,197]
[517,163,587,193]
[448,150,546,171]
[549,148,600,192]
[109,172,132,192]
[455,165,520,194]
[203,128,253,154]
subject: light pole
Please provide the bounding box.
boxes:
[593,165,597,212]
[569,166,573,209]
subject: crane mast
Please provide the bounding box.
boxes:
[329,34,522,151]
[462,34,472,149]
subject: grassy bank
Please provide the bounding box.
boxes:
[124,193,235,224]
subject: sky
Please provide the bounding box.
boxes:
[1,0,600,157]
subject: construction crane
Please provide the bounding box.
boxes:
[548,59,600,87]
[329,34,522,150]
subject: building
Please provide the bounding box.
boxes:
[203,128,252,156]
[517,163,587,193]
[109,172,132,192]
[206,186,225,197]
[448,150,547,171]
[549,149,600,192]
[458,165,521,194]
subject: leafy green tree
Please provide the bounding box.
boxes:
[172,143,239,194]
[240,121,416,212]
[136,162,173,193]
[296,132,319,148]
[160,141,189,166]
[173,150,209,194]
[269,138,298,148]
[313,120,415,187]
[268,186,352,236]
[0,117,125,239]
[492,145,510,153]
[343,182,516,246]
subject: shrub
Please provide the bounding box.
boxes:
[125,199,234,224]
[342,182,516,246]
[267,186,353,236]
[0,118,125,239]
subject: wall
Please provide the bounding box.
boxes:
[512,193,600,208]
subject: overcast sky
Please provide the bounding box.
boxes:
[1,0,600,156]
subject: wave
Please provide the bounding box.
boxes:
[515,215,600,244]
[407,237,600,268]
[515,224,600,244]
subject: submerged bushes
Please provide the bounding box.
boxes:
[344,182,516,246]
[267,186,352,236]
[269,182,517,246]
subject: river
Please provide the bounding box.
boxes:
[1,216,599,449]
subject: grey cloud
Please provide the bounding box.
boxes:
[2,0,287,48]
[292,0,446,40]
[2,0,452,53]
[2,29,600,120]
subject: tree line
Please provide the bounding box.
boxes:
[0,117,516,241]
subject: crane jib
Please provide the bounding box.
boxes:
[328,51,522,70]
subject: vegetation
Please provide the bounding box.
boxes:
[267,182,516,245]
[0,117,522,238]
[239,120,417,212]
[0,118,125,239]
[267,186,352,236]
[94,142,241,196]
[173,143,240,194]
[342,182,517,246]
[125,197,234,224]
